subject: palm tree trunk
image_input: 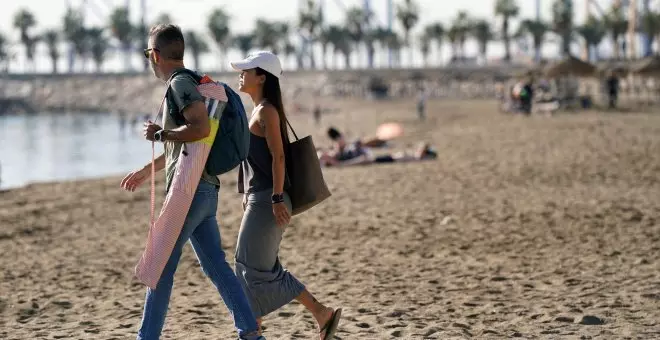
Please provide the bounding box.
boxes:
[405,31,412,67]
[503,18,511,61]
[333,50,338,69]
[613,35,620,59]
[321,44,327,70]
[344,52,351,69]
[367,44,375,69]
[124,42,132,72]
[310,42,316,69]
[534,41,543,61]
[435,42,442,66]
[51,55,58,74]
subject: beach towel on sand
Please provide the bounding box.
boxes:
[135,75,229,289]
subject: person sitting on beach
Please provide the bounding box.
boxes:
[230,51,342,340]
[318,141,437,167]
[119,24,263,340]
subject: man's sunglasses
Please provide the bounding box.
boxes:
[143,48,159,59]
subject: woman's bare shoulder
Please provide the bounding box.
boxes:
[255,102,279,121]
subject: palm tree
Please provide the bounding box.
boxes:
[154,13,173,25]
[396,0,420,67]
[640,10,660,56]
[42,30,60,73]
[109,7,134,71]
[423,23,444,66]
[494,0,519,62]
[87,28,108,72]
[185,31,208,70]
[451,11,471,60]
[472,20,494,63]
[345,7,370,68]
[233,33,254,57]
[13,9,37,70]
[382,30,403,67]
[63,8,85,72]
[326,25,351,69]
[298,0,323,69]
[419,32,431,66]
[273,21,292,56]
[134,22,149,70]
[577,16,606,61]
[253,19,280,53]
[72,29,92,72]
[370,27,390,67]
[273,22,295,66]
[318,28,333,69]
[552,0,574,56]
[447,26,460,61]
[208,9,231,71]
[517,19,549,62]
[604,4,627,59]
[0,33,9,72]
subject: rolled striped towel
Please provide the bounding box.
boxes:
[135,77,227,289]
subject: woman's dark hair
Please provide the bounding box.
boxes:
[327,127,342,140]
[255,67,289,145]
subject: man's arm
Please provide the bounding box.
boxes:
[259,106,286,195]
[161,76,210,142]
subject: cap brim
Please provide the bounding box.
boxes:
[230,59,256,72]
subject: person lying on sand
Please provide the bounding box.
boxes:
[327,126,391,149]
[318,141,437,167]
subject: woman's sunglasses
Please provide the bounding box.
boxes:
[143,48,160,59]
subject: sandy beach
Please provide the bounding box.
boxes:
[1,98,660,339]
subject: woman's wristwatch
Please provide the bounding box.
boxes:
[271,193,284,204]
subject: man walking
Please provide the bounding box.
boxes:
[120,24,263,340]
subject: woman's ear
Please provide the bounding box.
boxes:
[259,74,266,85]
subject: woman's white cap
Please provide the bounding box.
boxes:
[230,51,282,79]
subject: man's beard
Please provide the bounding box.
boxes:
[149,59,160,79]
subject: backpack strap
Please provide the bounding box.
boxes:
[164,68,204,124]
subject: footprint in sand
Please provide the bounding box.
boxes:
[16,301,39,323]
[51,300,72,309]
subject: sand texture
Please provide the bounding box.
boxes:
[2,99,660,339]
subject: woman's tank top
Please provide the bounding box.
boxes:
[237,133,290,194]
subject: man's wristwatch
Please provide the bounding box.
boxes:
[154,129,165,142]
[271,193,284,204]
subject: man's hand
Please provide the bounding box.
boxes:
[120,167,150,192]
[143,121,162,141]
[273,202,291,229]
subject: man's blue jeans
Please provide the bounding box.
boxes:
[137,180,263,340]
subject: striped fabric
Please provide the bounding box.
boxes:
[135,78,227,289]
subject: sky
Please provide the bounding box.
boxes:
[0,0,596,73]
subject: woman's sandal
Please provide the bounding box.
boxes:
[320,308,342,340]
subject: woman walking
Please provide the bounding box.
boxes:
[230,51,342,340]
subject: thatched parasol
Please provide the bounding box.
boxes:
[630,55,660,77]
[543,55,596,78]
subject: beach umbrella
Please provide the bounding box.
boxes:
[543,55,596,78]
[376,122,404,141]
